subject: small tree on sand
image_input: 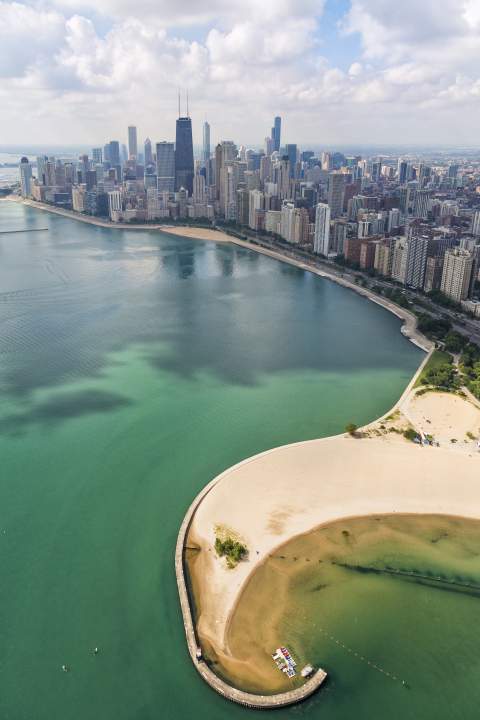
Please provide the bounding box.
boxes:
[345,422,358,436]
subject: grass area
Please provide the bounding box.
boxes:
[415,350,452,388]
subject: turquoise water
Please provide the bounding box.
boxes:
[0,202,422,719]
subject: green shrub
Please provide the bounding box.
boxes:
[214,536,247,567]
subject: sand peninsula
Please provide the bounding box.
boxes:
[178,350,480,705]
[6,196,429,352]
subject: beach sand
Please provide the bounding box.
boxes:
[186,389,480,689]
[161,226,231,243]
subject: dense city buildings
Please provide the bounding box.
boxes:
[19,110,480,308]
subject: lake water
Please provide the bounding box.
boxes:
[0,202,424,719]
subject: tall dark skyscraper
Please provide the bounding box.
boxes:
[271,116,281,152]
[175,116,194,194]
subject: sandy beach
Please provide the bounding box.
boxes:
[186,386,480,682]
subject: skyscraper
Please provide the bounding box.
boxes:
[440,249,474,303]
[36,156,47,185]
[156,142,175,193]
[108,141,120,166]
[203,122,210,165]
[19,157,32,198]
[327,173,345,219]
[285,144,297,178]
[471,210,480,237]
[175,116,194,194]
[128,126,137,159]
[92,148,102,164]
[314,203,331,256]
[144,138,153,166]
[271,116,281,152]
[203,121,210,185]
[405,235,428,289]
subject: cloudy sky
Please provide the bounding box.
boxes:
[1,0,480,148]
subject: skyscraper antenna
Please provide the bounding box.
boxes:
[178,89,181,118]
[186,90,189,118]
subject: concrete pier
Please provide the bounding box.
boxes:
[175,480,327,709]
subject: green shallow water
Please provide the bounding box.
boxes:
[0,202,432,719]
[227,515,480,720]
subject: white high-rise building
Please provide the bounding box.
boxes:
[440,249,474,303]
[193,173,207,204]
[248,189,264,230]
[313,203,331,256]
[108,190,122,219]
[19,157,32,197]
[391,237,408,283]
[280,201,295,243]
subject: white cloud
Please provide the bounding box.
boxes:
[1,0,480,145]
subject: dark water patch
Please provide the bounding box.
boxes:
[0,388,132,434]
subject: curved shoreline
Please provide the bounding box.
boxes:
[178,352,480,705]
[175,478,328,708]
[4,196,432,352]
[175,352,433,707]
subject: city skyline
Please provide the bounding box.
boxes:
[2,0,480,146]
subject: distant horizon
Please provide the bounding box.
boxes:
[3,142,480,159]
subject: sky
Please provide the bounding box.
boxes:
[1,0,480,148]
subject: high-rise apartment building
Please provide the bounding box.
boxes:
[236,187,250,226]
[440,249,474,303]
[217,141,237,213]
[19,157,32,197]
[413,190,431,220]
[249,189,264,230]
[280,201,295,242]
[313,203,331,256]
[275,157,291,200]
[156,142,175,193]
[424,255,444,292]
[391,237,408,283]
[193,173,207,204]
[36,156,47,185]
[175,116,194,194]
[327,173,345,219]
[405,235,428,289]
